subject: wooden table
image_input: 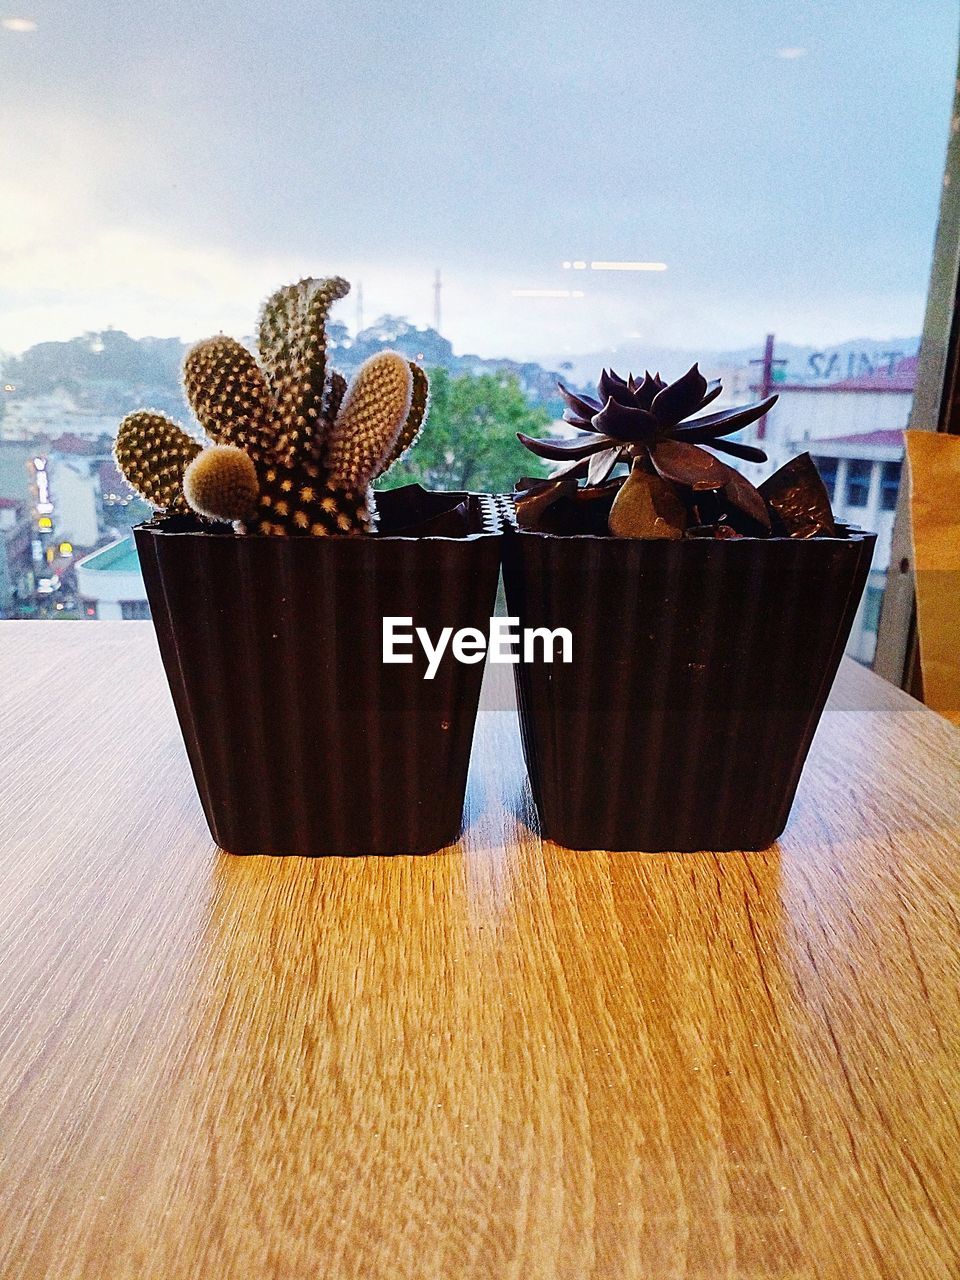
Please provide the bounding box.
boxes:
[1,622,959,1280]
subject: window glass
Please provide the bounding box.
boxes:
[0,0,955,677]
[810,456,838,502]
[880,460,902,511]
[845,460,872,509]
[120,599,151,620]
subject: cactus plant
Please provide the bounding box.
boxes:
[114,276,429,536]
[114,412,203,513]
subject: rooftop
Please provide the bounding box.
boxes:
[50,432,113,456]
[808,429,904,449]
[77,538,142,575]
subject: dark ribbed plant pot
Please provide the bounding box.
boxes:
[135,491,502,856]
[502,528,876,852]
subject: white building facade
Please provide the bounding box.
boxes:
[804,432,903,663]
[75,538,150,620]
[738,356,913,665]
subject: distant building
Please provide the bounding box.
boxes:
[0,440,40,506]
[0,498,35,617]
[0,436,105,545]
[42,432,129,548]
[75,538,150,620]
[803,430,903,664]
[751,357,915,459]
[741,350,913,664]
[0,388,117,442]
[1,433,142,557]
[47,448,103,548]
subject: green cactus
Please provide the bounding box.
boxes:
[382,362,430,471]
[257,275,350,465]
[325,350,412,490]
[113,275,426,536]
[183,337,275,460]
[183,444,260,522]
[115,412,202,512]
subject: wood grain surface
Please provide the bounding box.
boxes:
[1,621,959,1280]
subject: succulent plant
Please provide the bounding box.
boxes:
[114,276,429,536]
[518,363,778,536]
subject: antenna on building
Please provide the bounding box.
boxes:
[433,269,442,334]
[749,333,787,440]
[356,282,364,335]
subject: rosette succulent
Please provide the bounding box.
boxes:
[519,363,777,531]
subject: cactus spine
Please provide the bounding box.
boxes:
[183,445,260,522]
[324,350,412,490]
[183,337,275,460]
[113,275,429,536]
[115,412,202,512]
[383,362,430,471]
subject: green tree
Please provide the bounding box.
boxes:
[378,368,551,494]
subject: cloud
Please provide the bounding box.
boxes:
[0,1,952,360]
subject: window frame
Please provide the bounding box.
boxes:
[875,50,960,691]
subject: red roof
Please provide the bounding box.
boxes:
[808,429,904,449]
[0,497,22,510]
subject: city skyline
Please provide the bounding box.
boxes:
[0,318,924,396]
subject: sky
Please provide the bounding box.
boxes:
[0,0,957,360]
